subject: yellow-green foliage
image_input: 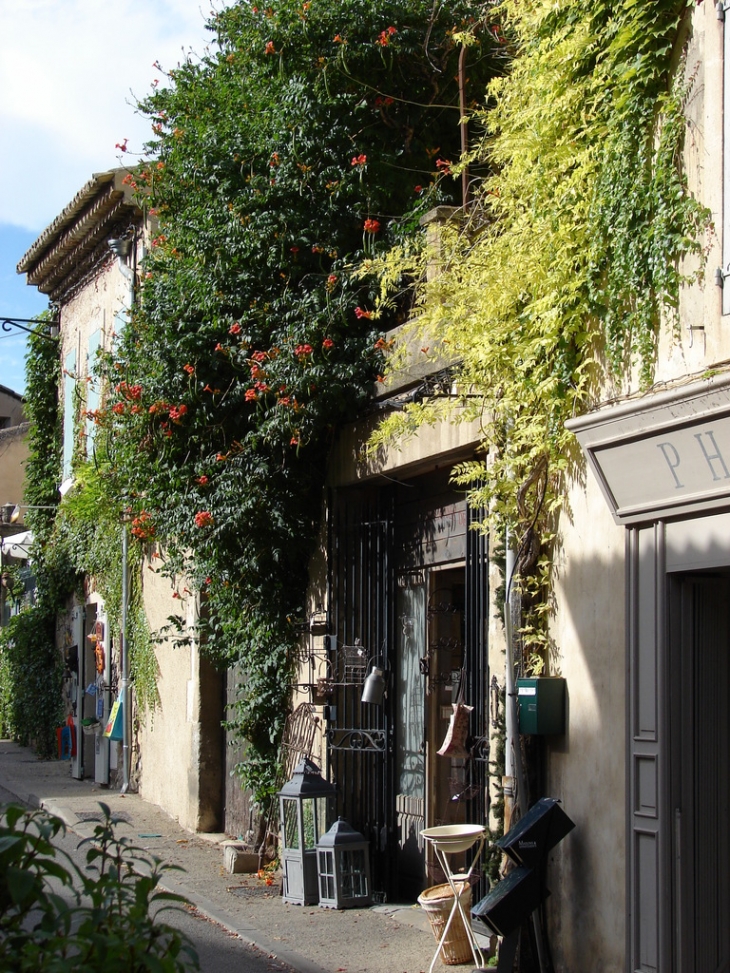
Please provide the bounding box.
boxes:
[373,0,710,529]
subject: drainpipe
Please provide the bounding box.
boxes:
[503,527,526,824]
[120,523,130,794]
[505,525,550,973]
[109,230,137,795]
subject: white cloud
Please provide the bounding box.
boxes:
[0,0,217,231]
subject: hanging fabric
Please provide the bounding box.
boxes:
[437,669,473,758]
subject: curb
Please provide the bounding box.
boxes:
[17,791,329,973]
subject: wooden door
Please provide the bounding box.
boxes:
[671,574,730,973]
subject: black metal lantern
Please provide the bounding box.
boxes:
[278,758,336,905]
[316,818,372,909]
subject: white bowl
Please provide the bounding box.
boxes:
[420,824,485,852]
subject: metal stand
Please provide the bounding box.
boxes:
[421,825,487,973]
[497,928,519,973]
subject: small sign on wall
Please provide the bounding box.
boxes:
[103,698,124,741]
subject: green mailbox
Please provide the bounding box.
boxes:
[516,677,566,735]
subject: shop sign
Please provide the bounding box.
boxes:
[567,373,730,524]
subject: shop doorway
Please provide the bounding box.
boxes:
[394,566,470,897]
[670,572,730,973]
[328,473,488,902]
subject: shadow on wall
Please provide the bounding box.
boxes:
[547,531,627,970]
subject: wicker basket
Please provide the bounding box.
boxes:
[418,881,472,965]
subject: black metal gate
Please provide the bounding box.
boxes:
[464,501,490,901]
[326,485,395,898]
[326,473,489,902]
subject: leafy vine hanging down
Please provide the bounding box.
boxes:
[52,461,159,716]
[370,0,712,666]
[0,322,67,755]
[93,0,505,804]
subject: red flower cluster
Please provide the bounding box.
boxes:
[149,400,171,415]
[245,388,258,402]
[229,322,242,335]
[183,363,195,375]
[363,218,381,233]
[196,475,209,485]
[131,511,155,541]
[295,343,313,357]
[355,307,372,319]
[435,158,452,174]
[322,337,334,350]
[168,404,188,422]
[115,381,142,401]
[194,511,214,528]
[376,26,397,46]
[265,40,276,54]
[351,154,367,167]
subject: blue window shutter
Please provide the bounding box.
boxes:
[85,330,102,453]
[62,350,76,483]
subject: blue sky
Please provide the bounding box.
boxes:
[0,0,217,395]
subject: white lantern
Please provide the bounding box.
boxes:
[278,758,336,905]
[316,818,372,909]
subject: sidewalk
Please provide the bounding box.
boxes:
[0,739,487,973]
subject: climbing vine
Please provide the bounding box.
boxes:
[370,0,712,667]
[0,319,67,756]
[0,322,157,753]
[92,0,504,804]
[53,462,159,715]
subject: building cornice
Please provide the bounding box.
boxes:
[17,168,142,298]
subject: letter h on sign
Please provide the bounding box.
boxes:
[694,431,730,482]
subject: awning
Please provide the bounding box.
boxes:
[1,530,33,560]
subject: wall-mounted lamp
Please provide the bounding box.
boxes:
[361,665,387,705]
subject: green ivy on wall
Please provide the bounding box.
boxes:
[54,462,158,716]
[88,0,504,805]
[370,0,712,668]
[0,319,67,756]
[0,322,158,754]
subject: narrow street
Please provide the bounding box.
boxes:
[1,789,296,973]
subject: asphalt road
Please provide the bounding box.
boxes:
[0,787,296,973]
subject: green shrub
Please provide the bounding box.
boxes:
[0,803,199,972]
